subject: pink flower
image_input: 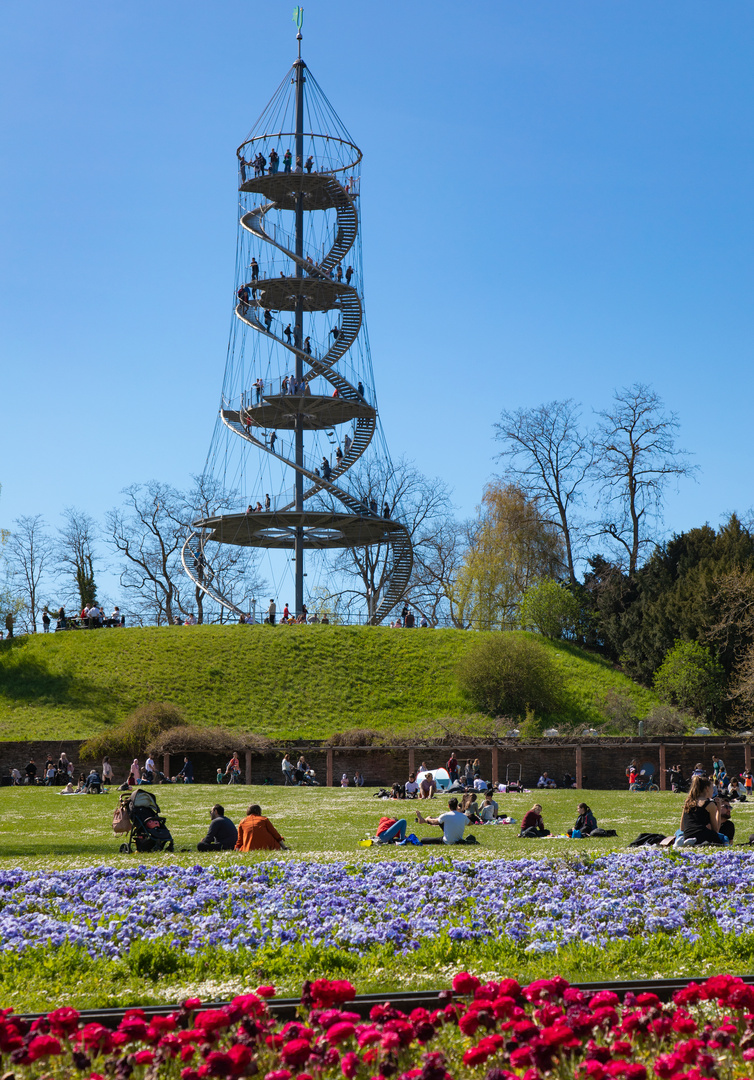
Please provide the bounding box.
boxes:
[134,1051,155,1065]
[452,972,480,996]
[281,1038,313,1067]
[356,1027,381,1048]
[381,1032,401,1052]
[184,998,203,1010]
[341,1050,361,1078]
[257,986,276,998]
[327,1022,356,1046]
[265,1072,293,1080]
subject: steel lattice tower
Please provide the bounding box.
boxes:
[183,31,413,623]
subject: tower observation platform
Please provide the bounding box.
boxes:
[182,34,413,624]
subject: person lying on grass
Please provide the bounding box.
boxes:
[415,797,477,845]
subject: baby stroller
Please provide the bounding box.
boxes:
[114,789,174,853]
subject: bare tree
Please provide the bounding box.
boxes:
[57,507,99,609]
[407,517,467,626]
[493,400,593,586]
[593,384,697,577]
[4,515,54,633]
[106,479,263,625]
[324,457,456,622]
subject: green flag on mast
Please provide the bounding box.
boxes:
[293,7,304,31]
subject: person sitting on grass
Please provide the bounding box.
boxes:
[460,792,482,824]
[174,757,194,783]
[719,797,735,842]
[419,772,436,799]
[677,776,728,846]
[568,802,597,837]
[235,804,288,852]
[479,790,499,821]
[537,771,557,789]
[197,804,238,851]
[404,772,419,798]
[727,778,746,802]
[520,803,551,838]
[415,797,474,845]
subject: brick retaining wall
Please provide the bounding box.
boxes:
[1,737,751,790]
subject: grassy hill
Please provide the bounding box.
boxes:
[0,625,661,741]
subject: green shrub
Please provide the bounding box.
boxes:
[79,701,188,761]
[653,640,725,720]
[456,632,565,718]
[520,579,582,640]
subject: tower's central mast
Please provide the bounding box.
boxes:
[293,54,305,615]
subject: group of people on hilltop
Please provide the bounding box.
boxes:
[264,600,330,626]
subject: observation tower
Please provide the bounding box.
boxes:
[182,25,413,623]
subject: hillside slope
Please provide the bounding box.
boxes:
[0,626,661,741]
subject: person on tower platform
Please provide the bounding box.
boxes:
[357,381,365,399]
[345,266,354,285]
[250,258,259,281]
[283,149,292,173]
[284,324,292,344]
[305,155,314,173]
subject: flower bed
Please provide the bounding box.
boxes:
[4,971,754,1079]
[1,850,753,958]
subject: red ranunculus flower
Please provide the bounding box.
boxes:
[228,1043,253,1074]
[462,1045,491,1066]
[341,1050,361,1078]
[452,972,480,996]
[265,1072,293,1080]
[281,1038,313,1067]
[134,1050,155,1065]
[47,1006,81,1035]
[79,1023,114,1055]
[310,980,356,1008]
[328,1022,356,1046]
[458,1013,479,1037]
[26,1034,62,1060]
[257,986,276,998]
[196,1010,232,1034]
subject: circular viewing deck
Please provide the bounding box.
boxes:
[249,276,353,313]
[195,511,403,551]
[224,396,374,430]
[239,172,349,211]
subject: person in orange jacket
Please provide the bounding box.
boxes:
[234,804,288,852]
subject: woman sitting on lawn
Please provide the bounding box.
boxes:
[679,776,727,846]
[460,792,482,824]
[569,802,597,837]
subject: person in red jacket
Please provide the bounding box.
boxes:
[375,816,407,844]
[235,805,288,851]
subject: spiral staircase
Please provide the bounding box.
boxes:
[182,54,413,625]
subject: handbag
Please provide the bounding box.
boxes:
[112,804,132,834]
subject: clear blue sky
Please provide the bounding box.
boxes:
[2,1,753,584]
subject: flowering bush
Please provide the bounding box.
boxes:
[2,850,754,961]
[4,972,754,1079]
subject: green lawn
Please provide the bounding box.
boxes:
[0,783,721,863]
[0,784,752,1011]
[0,626,661,740]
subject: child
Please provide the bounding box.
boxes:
[216,768,225,785]
[340,773,349,788]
